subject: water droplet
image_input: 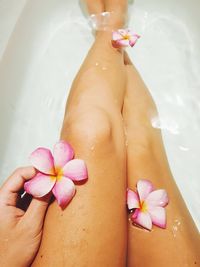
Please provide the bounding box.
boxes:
[172,226,177,237]
[172,219,181,238]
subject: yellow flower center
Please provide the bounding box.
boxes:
[123,34,130,40]
[140,201,148,212]
[50,166,64,182]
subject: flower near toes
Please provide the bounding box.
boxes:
[24,141,88,209]
[127,179,169,231]
[112,29,140,48]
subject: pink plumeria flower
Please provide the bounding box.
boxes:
[127,179,169,231]
[112,29,140,48]
[24,141,88,208]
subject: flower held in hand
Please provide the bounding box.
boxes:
[24,141,88,208]
[127,179,169,230]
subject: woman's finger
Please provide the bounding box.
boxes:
[22,193,51,232]
[0,166,36,206]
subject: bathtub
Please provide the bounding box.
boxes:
[0,0,199,230]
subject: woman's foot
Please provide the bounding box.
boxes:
[85,0,128,31]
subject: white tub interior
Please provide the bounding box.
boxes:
[0,0,199,230]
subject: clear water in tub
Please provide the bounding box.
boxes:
[0,0,199,230]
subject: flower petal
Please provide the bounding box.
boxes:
[53,140,74,169]
[62,159,88,181]
[112,31,123,41]
[30,148,55,175]
[137,179,154,202]
[52,177,75,208]
[131,208,139,219]
[24,173,56,197]
[145,189,169,207]
[111,40,121,48]
[129,35,140,47]
[116,39,130,47]
[131,210,152,230]
[118,29,128,36]
[127,189,139,210]
[148,206,167,228]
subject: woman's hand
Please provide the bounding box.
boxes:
[0,167,50,267]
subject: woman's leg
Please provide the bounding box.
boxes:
[32,1,128,266]
[123,53,200,267]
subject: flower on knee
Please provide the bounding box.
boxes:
[127,179,169,230]
[24,141,88,209]
[112,29,140,48]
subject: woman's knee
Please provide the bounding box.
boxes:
[62,108,113,147]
